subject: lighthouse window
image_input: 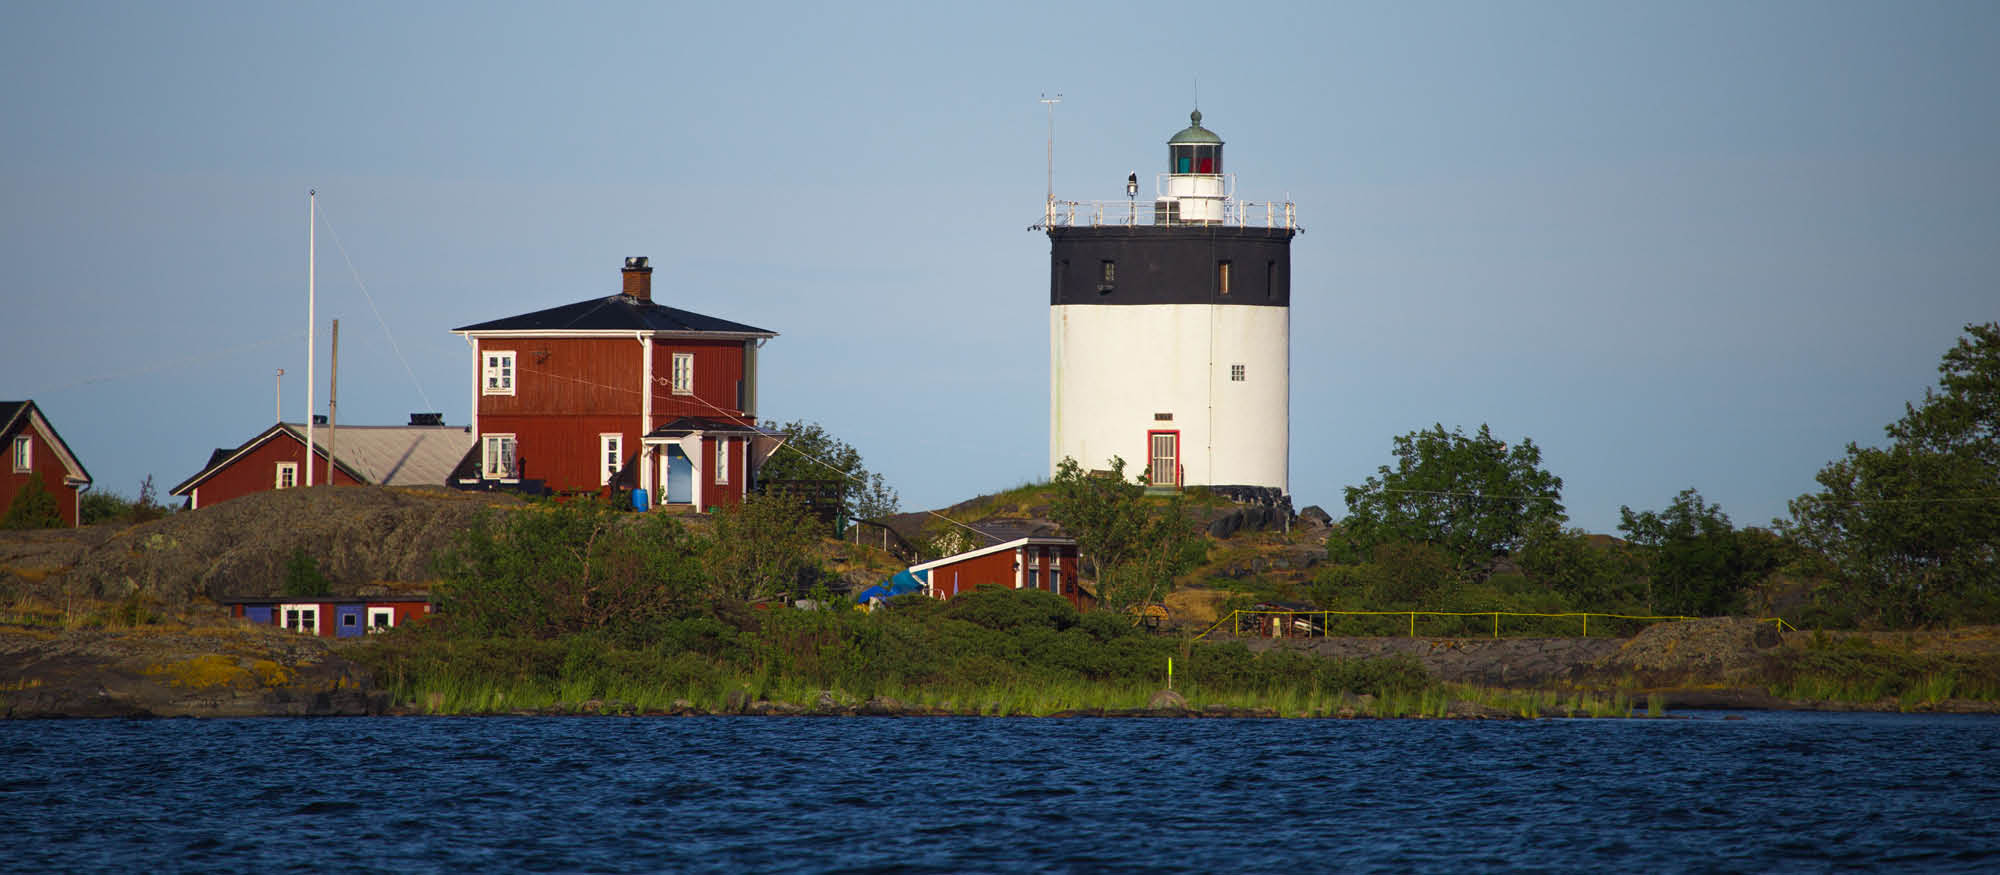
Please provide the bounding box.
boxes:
[1100,260,1116,285]
[1231,364,1246,382]
[1217,261,1231,295]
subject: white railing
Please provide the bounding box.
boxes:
[1033,198,1300,230]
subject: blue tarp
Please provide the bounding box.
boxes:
[855,568,926,604]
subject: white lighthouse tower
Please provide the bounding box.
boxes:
[1045,109,1299,494]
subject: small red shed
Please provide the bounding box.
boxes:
[908,536,1087,611]
[170,420,474,509]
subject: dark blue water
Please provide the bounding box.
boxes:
[4,712,1998,872]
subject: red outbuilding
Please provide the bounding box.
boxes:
[908,536,1088,611]
[0,400,93,527]
[169,419,475,510]
[449,256,780,508]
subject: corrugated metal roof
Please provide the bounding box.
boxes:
[303,425,476,486]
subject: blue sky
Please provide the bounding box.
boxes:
[4,1,1996,533]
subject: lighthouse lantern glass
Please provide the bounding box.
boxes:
[1170,144,1222,175]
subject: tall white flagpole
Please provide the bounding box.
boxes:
[305,189,316,487]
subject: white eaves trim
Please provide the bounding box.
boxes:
[908,536,1076,575]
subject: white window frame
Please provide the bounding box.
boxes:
[483,350,516,396]
[11,435,29,473]
[715,438,730,485]
[367,607,395,632]
[280,603,320,635]
[1231,364,1246,382]
[275,462,298,489]
[482,434,517,480]
[599,433,623,486]
[671,353,694,395]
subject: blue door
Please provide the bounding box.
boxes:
[665,445,692,504]
[334,604,365,638]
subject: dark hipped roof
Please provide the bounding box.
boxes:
[644,416,774,439]
[453,294,775,336]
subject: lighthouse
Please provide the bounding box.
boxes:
[1045,109,1299,493]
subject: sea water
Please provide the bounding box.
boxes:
[4,711,1998,872]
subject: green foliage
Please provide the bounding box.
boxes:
[1517,522,1634,607]
[757,419,900,521]
[79,491,131,525]
[1619,489,1783,616]
[433,499,709,644]
[939,586,1078,632]
[1309,541,1460,610]
[353,585,1437,714]
[1048,456,1206,611]
[703,493,832,602]
[1784,322,2000,626]
[1337,424,1565,576]
[281,547,332,597]
[1,473,63,529]
[80,476,168,525]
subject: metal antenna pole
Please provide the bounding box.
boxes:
[1040,92,1062,223]
[275,369,284,421]
[306,189,316,487]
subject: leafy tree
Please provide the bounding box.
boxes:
[1619,489,1780,616]
[1515,522,1633,609]
[703,493,831,602]
[281,547,333,597]
[757,419,900,521]
[434,499,707,642]
[1,474,63,529]
[1784,322,2000,626]
[1337,424,1565,576]
[1048,456,1205,611]
[1310,541,1459,609]
[79,477,168,525]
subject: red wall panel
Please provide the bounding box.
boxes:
[1,420,82,527]
[189,434,361,509]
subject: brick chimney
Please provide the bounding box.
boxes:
[622,256,653,302]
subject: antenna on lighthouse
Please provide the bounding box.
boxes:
[1040,92,1062,225]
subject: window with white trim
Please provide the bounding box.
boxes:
[275,462,298,489]
[671,353,694,395]
[11,435,29,473]
[483,350,516,395]
[482,434,517,479]
[715,438,730,485]
[281,604,319,635]
[1231,364,1245,382]
[367,607,395,631]
[599,434,623,486]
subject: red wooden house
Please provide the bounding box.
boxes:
[1,401,93,527]
[225,594,433,638]
[169,418,475,509]
[908,536,1088,611]
[450,257,779,508]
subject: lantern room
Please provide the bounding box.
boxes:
[1169,109,1223,175]
[1159,109,1229,224]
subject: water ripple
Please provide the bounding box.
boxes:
[3,712,1999,871]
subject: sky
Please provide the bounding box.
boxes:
[3,1,1996,534]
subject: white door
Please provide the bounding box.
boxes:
[1148,432,1178,487]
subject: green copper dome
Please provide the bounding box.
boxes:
[1167,109,1223,145]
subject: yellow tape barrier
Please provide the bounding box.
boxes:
[1195,609,1796,641]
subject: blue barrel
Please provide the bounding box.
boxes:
[631,488,650,512]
